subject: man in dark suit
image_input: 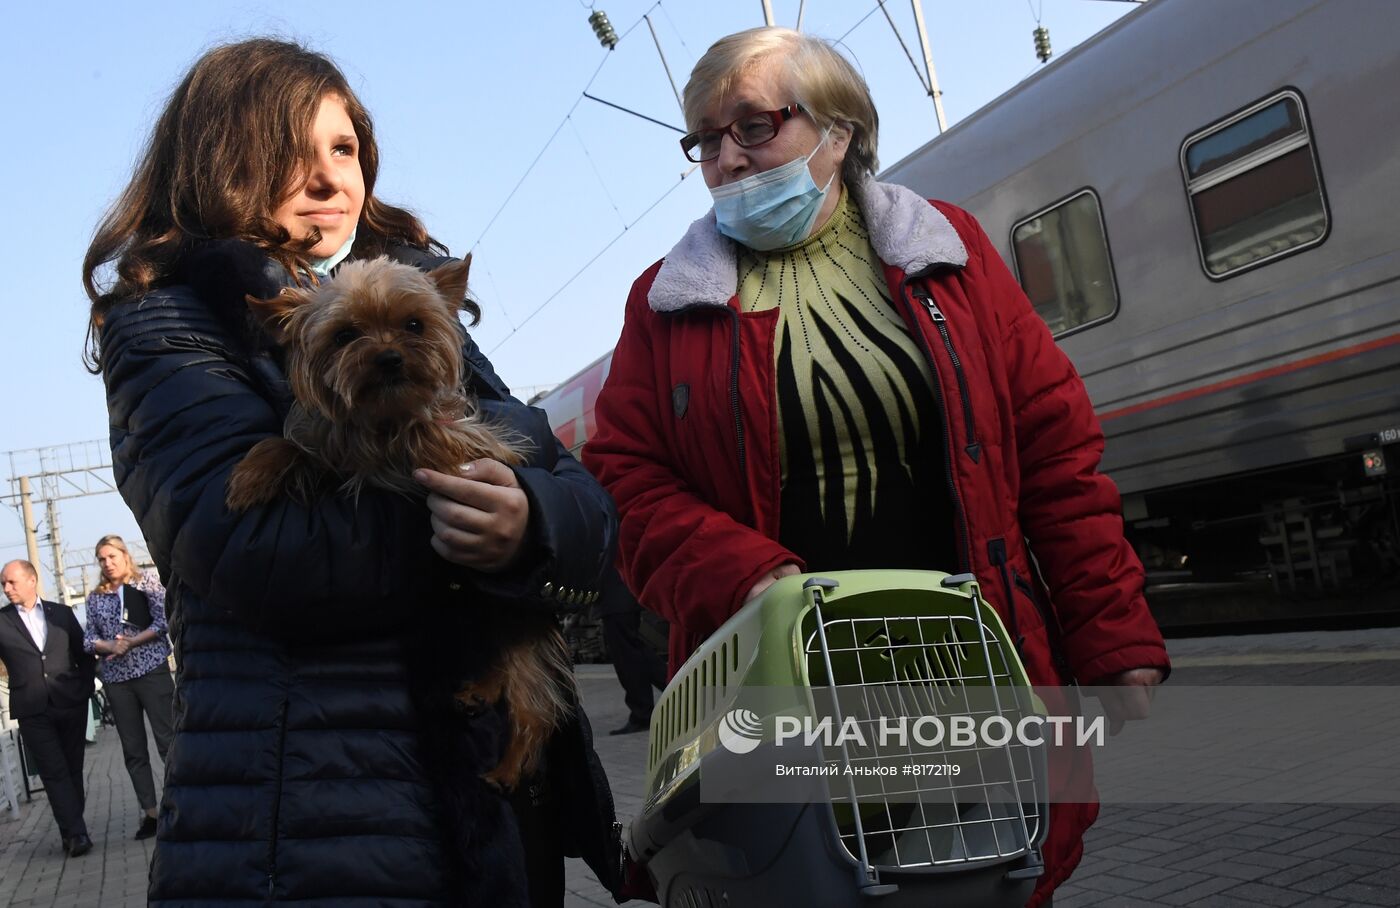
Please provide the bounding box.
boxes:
[597,571,667,735]
[1,560,97,856]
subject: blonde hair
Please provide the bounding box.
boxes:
[94,535,140,594]
[682,27,879,184]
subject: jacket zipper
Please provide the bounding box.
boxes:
[898,275,972,572]
[987,538,1027,657]
[911,286,980,462]
[267,695,290,898]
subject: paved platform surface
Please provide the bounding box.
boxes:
[563,628,1400,908]
[3,628,1397,907]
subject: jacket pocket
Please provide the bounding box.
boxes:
[1012,566,1075,685]
[987,537,1026,658]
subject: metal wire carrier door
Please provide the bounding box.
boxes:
[803,573,1047,885]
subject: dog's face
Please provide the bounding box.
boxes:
[248,256,471,427]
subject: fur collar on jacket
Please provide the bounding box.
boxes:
[647,174,969,313]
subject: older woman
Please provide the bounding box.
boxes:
[83,534,173,841]
[584,26,1169,906]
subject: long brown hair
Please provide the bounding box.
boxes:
[94,534,140,594]
[83,38,454,371]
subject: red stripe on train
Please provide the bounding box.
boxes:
[1097,332,1400,423]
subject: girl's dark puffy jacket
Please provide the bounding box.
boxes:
[101,242,620,906]
[584,177,1171,906]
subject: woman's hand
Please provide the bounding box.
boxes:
[1096,667,1166,735]
[101,634,134,661]
[415,460,532,573]
[743,563,802,604]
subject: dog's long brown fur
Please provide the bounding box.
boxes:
[226,255,572,790]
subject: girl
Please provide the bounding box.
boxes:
[86,38,619,906]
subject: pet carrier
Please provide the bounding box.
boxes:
[630,570,1047,907]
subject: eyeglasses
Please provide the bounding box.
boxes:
[680,103,806,163]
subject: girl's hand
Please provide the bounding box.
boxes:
[415,460,531,572]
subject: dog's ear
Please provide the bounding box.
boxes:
[427,256,472,309]
[244,288,310,343]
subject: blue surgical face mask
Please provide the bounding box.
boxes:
[308,227,358,277]
[710,126,835,251]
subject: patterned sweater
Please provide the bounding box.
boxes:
[82,572,171,684]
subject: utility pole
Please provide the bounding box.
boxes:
[5,441,119,605]
[45,498,66,604]
[18,477,43,598]
[910,0,948,133]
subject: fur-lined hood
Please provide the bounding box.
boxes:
[647,174,969,313]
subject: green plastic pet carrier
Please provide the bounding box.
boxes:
[629,570,1048,907]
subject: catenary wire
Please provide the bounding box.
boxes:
[567,115,628,228]
[877,0,932,95]
[487,173,691,355]
[466,4,662,258]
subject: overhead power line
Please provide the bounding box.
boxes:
[487,174,691,356]
[466,5,661,258]
[467,2,702,355]
[878,2,931,96]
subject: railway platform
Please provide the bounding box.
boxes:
[1,627,1396,907]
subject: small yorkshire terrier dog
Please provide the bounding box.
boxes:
[226,255,572,791]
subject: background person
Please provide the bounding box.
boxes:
[83,534,174,840]
[84,38,618,906]
[585,26,1169,906]
[0,560,96,857]
[596,571,666,735]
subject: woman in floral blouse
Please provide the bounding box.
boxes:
[83,534,174,840]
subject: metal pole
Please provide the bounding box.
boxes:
[761,0,775,26]
[645,14,685,115]
[45,498,66,605]
[910,0,948,133]
[796,0,806,31]
[19,477,43,598]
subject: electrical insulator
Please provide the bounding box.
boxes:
[1034,26,1052,63]
[589,10,619,50]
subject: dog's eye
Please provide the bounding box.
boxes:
[333,328,359,348]
[405,318,424,335]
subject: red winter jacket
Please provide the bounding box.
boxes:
[584,176,1170,904]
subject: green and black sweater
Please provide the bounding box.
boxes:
[738,189,957,573]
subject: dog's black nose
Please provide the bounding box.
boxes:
[375,349,404,371]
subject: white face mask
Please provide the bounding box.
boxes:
[308,227,358,277]
[709,125,835,251]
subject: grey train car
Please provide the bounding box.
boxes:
[882,0,1400,622]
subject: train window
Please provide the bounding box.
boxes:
[1010,189,1118,337]
[1181,91,1327,278]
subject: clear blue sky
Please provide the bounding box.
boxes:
[0,0,1134,593]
